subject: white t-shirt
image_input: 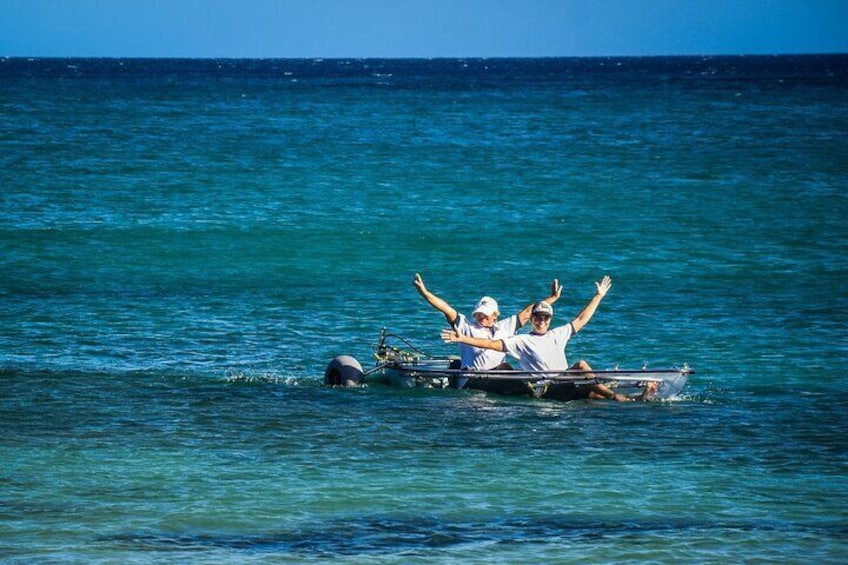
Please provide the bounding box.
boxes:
[501,323,575,372]
[453,313,520,370]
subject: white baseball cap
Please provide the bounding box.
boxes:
[531,301,553,317]
[472,296,499,317]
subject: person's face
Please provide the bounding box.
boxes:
[474,312,497,328]
[531,313,552,333]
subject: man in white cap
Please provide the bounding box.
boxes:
[441,275,655,401]
[413,273,561,371]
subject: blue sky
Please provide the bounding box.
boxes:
[2,0,846,58]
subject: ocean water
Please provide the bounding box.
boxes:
[1,56,847,563]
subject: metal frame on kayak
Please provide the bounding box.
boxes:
[324,329,693,401]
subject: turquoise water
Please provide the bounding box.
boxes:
[2,56,847,563]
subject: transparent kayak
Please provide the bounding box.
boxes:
[325,329,693,401]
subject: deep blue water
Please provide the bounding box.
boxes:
[1,55,847,563]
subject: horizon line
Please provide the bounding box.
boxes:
[3,52,847,61]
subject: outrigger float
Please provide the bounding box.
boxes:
[325,329,693,401]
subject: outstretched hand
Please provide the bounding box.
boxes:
[440,328,460,343]
[595,275,612,298]
[413,273,427,294]
[550,278,563,300]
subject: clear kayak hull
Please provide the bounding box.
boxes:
[325,330,693,401]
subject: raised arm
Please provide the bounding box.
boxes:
[570,275,612,333]
[413,273,458,326]
[440,328,505,352]
[517,278,563,326]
